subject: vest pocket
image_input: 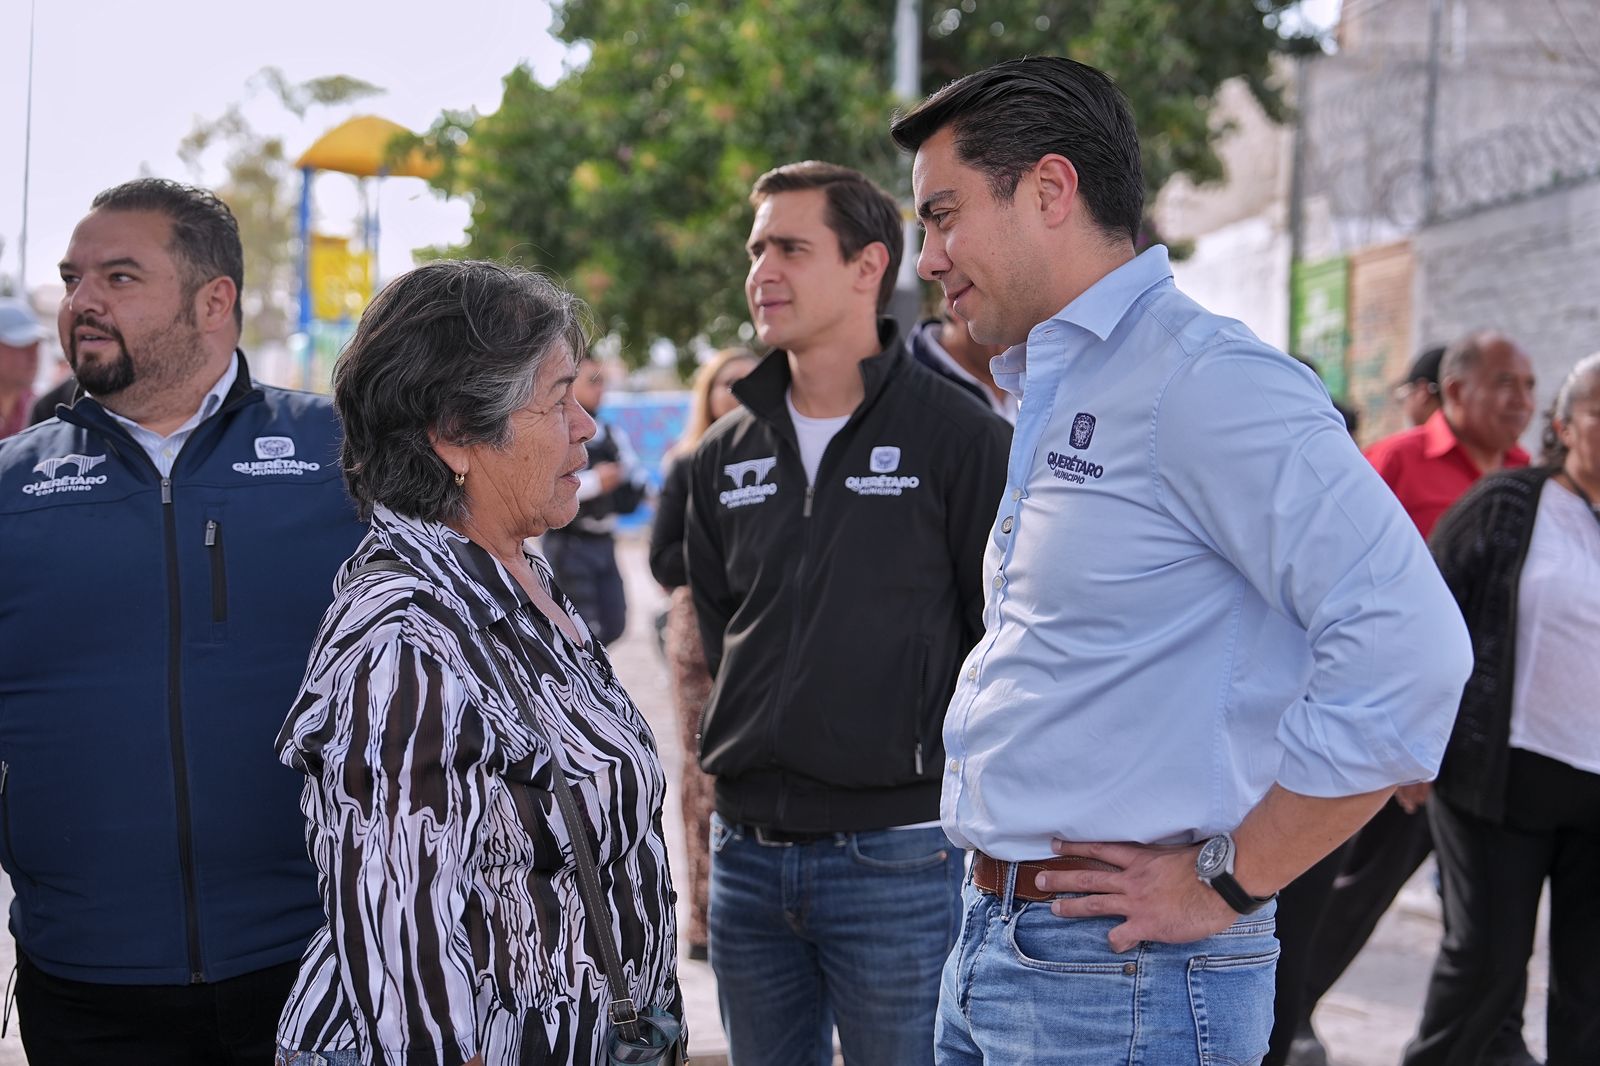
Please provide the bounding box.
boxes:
[204,514,229,643]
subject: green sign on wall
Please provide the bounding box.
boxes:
[1291,257,1349,401]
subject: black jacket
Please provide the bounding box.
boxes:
[684,324,1010,832]
[1429,465,1557,822]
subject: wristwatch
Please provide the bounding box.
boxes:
[1195,833,1276,914]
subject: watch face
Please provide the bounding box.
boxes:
[1196,835,1230,878]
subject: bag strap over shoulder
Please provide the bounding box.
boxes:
[346,558,646,1041]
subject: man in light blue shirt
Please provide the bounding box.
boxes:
[891,58,1472,1064]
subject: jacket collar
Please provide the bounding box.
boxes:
[60,349,260,432]
[733,318,906,425]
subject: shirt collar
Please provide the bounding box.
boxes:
[990,246,1174,400]
[366,503,538,631]
[1422,409,1532,467]
[104,352,239,441]
[1047,245,1174,343]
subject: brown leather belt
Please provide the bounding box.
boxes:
[972,851,1122,902]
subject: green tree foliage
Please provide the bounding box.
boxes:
[180,69,383,353]
[422,0,1317,361]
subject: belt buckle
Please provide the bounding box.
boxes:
[753,825,797,847]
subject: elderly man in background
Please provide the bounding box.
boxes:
[0,296,47,438]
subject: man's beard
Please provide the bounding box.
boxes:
[67,316,137,396]
[68,310,203,400]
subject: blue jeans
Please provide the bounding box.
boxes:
[936,875,1278,1065]
[275,1048,361,1066]
[709,813,963,1066]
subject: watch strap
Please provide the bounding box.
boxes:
[1207,870,1275,914]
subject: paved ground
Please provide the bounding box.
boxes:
[0,533,1551,1064]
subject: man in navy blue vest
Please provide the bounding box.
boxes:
[0,179,365,1064]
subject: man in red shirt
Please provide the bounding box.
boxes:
[1366,332,1535,538]
[1288,331,1536,1066]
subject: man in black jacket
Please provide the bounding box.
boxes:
[685,161,1009,1066]
[541,353,647,644]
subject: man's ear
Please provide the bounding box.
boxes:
[853,240,890,297]
[194,276,238,335]
[1033,154,1081,229]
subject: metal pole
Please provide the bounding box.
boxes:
[890,0,922,332]
[19,0,37,293]
[297,166,314,385]
[1421,0,1445,223]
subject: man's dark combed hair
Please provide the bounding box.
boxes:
[890,57,1145,244]
[751,161,904,312]
[90,178,245,331]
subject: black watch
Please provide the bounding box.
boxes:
[1195,833,1276,914]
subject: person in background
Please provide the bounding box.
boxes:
[649,346,759,963]
[685,160,1009,1066]
[1402,352,1600,1064]
[0,296,46,437]
[275,260,680,1066]
[541,354,648,645]
[1397,344,1447,428]
[1291,331,1538,1066]
[907,311,1017,423]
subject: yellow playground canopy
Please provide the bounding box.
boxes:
[293,115,440,179]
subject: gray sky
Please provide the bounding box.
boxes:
[0,0,572,293]
[2,0,1341,299]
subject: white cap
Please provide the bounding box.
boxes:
[0,298,48,347]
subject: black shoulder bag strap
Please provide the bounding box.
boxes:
[349,558,646,1042]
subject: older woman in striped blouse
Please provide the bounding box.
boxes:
[272,261,679,1065]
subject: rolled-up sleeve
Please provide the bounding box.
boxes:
[1154,347,1473,796]
[320,640,489,1065]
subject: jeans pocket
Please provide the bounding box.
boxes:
[1006,903,1138,976]
[1186,945,1278,1066]
[845,826,953,872]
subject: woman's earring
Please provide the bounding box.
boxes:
[454,471,466,487]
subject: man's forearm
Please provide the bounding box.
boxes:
[1231,782,1395,897]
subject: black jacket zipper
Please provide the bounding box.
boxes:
[205,519,227,623]
[162,477,207,983]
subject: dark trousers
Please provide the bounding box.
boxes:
[1264,842,1348,1066]
[543,532,627,645]
[1301,797,1435,1008]
[1403,750,1600,1066]
[15,955,297,1066]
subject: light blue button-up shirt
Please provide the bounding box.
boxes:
[941,247,1472,859]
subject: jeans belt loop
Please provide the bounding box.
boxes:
[1001,859,1018,915]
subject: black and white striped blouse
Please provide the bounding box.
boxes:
[275,504,680,1066]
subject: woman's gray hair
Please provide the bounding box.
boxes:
[1539,350,1600,467]
[334,259,588,522]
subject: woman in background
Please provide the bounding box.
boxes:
[648,348,757,961]
[1403,352,1600,1065]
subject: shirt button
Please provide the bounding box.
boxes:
[966,666,977,681]
[992,573,1004,589]
[948,759,960,773]
[1001,516,1014,534]
[1011,488,1023,501]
